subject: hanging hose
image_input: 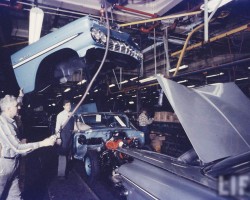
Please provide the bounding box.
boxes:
[56,0,110,138]
[173,23,204,77]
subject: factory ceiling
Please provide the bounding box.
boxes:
[0,0,250,110]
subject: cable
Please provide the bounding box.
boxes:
[56,0,111,138]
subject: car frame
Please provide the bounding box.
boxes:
[72,112,145,184]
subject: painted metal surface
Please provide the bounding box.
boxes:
[11,16,141,93]
[156,75,250,163]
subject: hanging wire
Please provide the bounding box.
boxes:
[112,69,121,90]
[153,28,157,75]
[56,0,111,138]
[163,27,170,76]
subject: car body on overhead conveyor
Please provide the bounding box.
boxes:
[11,16,142,93]
[114,75,250,200]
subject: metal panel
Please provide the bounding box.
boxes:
[156,75,250,163]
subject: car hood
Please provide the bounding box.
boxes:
[156,75,250,163]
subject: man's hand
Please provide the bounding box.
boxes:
[56,138,62,145]
[39,135,57,147]
[19,88,24,97]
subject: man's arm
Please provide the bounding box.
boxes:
[55,113,62,134]
[0,120,56,154]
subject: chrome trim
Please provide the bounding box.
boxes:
[13,33,81,69]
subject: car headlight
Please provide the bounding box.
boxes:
[100,32,107,43]
[91,28,107,44]
[91,28,101,41]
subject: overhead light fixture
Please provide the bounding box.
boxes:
[129,101,134,104]
[132,95,137,97]
[177,80,188,84]
[206,72,224,78]
[187,85,195,88]
[56,94,62,97]
[94,89,98,92]
[29,7,44,45]
[64,88,71,92]
[235,77,249,81]
[200,0,232,13]
[130,77,138,81]
[248,67,250,70]
[60,77,67,84]
[139,76,157,83]
[169,65,188,73]
[118,94,123,97]
[168,38,187,45]
[119,80,128,84]
[109,84,115,88]
[77,80,86,85]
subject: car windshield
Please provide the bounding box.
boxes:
[77,113,129,128]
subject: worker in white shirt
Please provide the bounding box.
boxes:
[138,108,153,145]
[55,100,74,179]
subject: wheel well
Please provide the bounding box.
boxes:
[35,49,79,91]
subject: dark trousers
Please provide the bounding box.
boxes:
[139,126,151,145]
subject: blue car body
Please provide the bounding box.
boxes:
[11,16,142,93]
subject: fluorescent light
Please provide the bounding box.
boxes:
[248,67,250,70]
[206,72,224,78]
[177,80,188,84]
[110,98,113,100]
[109,84,115,88]
[94,89,98,92]
[29,7,44,44]
[235,77,249,81]
[169,65,188,73]
[119,80,128,84]
[130,77,138,81]
[52,103,56,106]
[187,85,195,88]
[200,0,232,13]
[139,76,156,83]
[77,80,86,85]
[129,101,134,104]
[132,95,137,97]
[118,94,123,97]
[64,88,71,92]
